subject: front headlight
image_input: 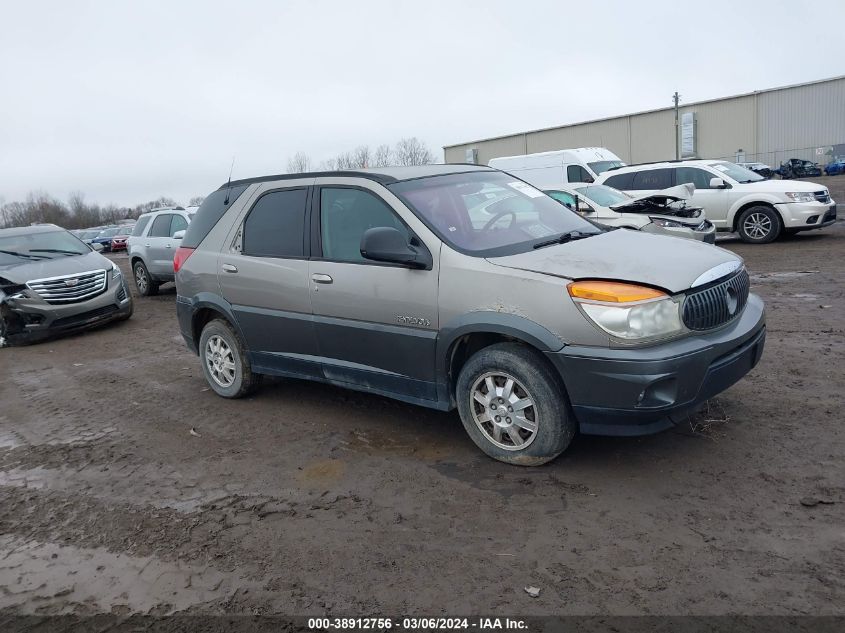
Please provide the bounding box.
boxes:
[649,217,685,228]
[785,192,815,203]
[111,262,122,279]
[568,280,685,341]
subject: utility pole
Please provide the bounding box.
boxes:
[673,91,681,160]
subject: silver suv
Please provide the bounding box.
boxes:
[1,224,132,344]
[175,165,766,465]
[127,208,194,296]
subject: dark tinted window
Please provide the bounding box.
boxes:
[603,172,634,190]
[567,165,594,183]
[182,184,249,249]
[631,169,672,190]
[242,189,308,258]
[320,188,408,263]
[132,216,151,237]
[149,214,173,237]
[170,214,188,237]
[675,167,714,189]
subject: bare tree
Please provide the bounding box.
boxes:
[393,137,435,166]
[188,196,205,207]
[373,144,393,167]
[351,145,371,168]
[317,158,337,171]
[287,152,312,174]
[334,152,355,170]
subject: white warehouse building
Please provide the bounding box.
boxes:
[443,75,845,170]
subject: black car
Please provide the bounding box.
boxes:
[779,158,822,179]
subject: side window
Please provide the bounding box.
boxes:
[567,165,594,183]
[675,167,714,190]
[631,168,672,190]
[131,216,151,237]
[242,188,308,258]
[603,172,634,190]
[547,190,577,208]
[148,214,173,238]
[320,188,409,263]
[170,214,189,236]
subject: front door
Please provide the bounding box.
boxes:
[674,166,732,228]
[308,181,440,402]
[217,182,321,379]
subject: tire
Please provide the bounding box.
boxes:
[737,205,782,244]
[455,342,576,466]
[133,260,159,296]
[198,318,262,398]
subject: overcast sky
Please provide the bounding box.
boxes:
[1,0,843,207]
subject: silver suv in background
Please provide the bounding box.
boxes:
[127,207,193,296]
[175,165,765,465]
[0,224,132,344]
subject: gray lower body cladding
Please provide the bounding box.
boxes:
[547,294,766,436]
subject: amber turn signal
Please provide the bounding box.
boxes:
[567,280,665,303]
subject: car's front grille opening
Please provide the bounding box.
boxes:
[27,269,107,304]
[682,269,750,331]
[52,305,118,329]
[823,208,837,222]
[814,191,831,204]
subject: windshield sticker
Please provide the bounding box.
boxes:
[522,223,554,238]
[507,181,544,198]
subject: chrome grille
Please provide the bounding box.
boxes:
[814,191,831,203]
[27,269,107,304]
[683,269,750,331]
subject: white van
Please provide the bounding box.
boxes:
[488,147,625,187]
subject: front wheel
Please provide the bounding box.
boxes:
[737,206,782,244]
[456,343,576,466]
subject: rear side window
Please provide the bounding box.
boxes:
[567,165,594,183]
[242,188,308,258]
[631,169,672,190]
[182,184,249,249]
[131,216,151,237]
[149,214,173,237]
[170,214,189,236]
[603,172,634,190]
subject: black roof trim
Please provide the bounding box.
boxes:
[218,170,398,190]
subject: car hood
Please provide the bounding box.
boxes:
[609,183,693,210]
[735,179,824,192]
[486,229,740,294]
[0,251,111,285]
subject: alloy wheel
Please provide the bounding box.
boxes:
[470,372,538,450]
[743,212,772,239]
[135,266,148,293]
[205,335,236,388]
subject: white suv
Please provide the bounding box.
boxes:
[596,160,836,243]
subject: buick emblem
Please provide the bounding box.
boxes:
[64,278,80,287]
[725,286,738,315]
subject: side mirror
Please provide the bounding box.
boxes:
[709,177,728,189]
[91,243,104,252]
[172,230,186,240]
[361,227,428,269]
[579,201,595,214]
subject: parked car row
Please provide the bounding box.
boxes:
[71,224,135,252]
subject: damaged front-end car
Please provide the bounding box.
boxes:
[607,184,716,243]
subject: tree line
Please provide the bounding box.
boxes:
[287,137,435,173]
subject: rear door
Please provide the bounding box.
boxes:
[308,179,440,402]
[145,213,175,276]
[216,181,321,378]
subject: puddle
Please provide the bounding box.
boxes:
[0,535,255,614]
[297,458,346,483]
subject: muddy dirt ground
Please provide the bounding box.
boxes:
[1,223,843,619]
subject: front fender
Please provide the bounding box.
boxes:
[727,193,783,228]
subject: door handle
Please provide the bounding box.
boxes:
[311,273,333,284]
[145,243,151,247]
[165,243,172,248]
[221,264,238,273]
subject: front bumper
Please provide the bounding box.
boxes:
[546,294,766,436]
[1,273,132,344]
[642,221,717,244]
[777,200,837,229]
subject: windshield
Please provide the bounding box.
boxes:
[573,184,631,206]
[708,161,764,184]
[97,227,122,238]
[0,230,90,264]
[388,171,600,256]
[588,160,625,175]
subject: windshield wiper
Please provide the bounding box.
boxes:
[29,249,84,256]
[533,230,597,249]
[0,249,47,260]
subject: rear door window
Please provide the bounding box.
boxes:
[242,188,309,258]
[631,169,672,190]
[148,214,173,238]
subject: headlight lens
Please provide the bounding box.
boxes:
[649,217,685,228]
[785,192,815,203]
[568,281,685,341]
[111,262,122,279]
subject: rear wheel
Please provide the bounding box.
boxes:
[456,343,576,466]
[737,206,782,244]
[199,319,262,398]
[133,261,159,296]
